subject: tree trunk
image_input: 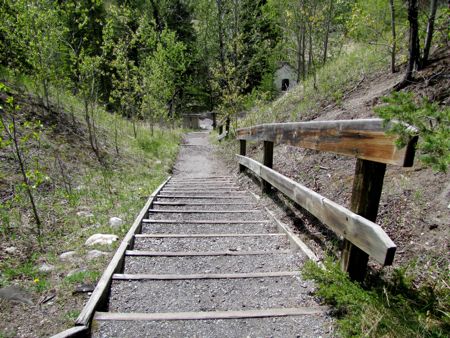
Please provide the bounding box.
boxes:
[389,0,397,73]
[323,0,334,64]
[422,0,438,68]
[395,0,420,90]
[216,0,226,74]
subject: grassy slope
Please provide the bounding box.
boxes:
[219,43,449,337]
[0,74,182,337]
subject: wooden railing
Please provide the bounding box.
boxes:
[236,118,418,281]
[217,117,230,141]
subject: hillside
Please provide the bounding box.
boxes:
[217,46,449,336]
[0,81,181,337]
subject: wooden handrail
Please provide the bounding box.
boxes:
[236,118,417,281]
[237,118,417,166]
[236,155,396,266]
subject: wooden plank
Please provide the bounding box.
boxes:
[94,307,328,322]
[49,326,88,338]
[161,189,242,193]
[135,233,284,238]
[142,219,270,224]
[264,206,320,263]
[125,250,292,257]
[156,195,248,199]
[75,177,171,327]
[236,119,417,166]
[341,159,388,281]
[237,155,396,265]
[153,202,257,206]
[113,271,298,280]
[217,131,228,141]
[147,209,259,214]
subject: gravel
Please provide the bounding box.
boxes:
[147,211,267,222]
[151,203,260,211]
[133,235,290,252]
[108,276,318,313]
[141,222,278,234]
[155,197,255,204]
[93,315,334,338]
[124,252,305,274]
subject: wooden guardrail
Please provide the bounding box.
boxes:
[217,117,231,142]
[236,118,418,281]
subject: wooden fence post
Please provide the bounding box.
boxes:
[239,140,246,173]
[225,118,230,139]
[262,141,274,193]
[340,159,387,282]
[212,112,217,129]
[219,125,223,134]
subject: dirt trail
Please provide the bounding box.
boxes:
[92,132,334,337]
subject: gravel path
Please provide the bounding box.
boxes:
[124,252,305,274]
[142,222,278,234]
[91,132,334,337]
[108,276,318,313]
[93,315,334,338]
[133,235,290,252]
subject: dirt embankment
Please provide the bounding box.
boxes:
[224,48,449,281]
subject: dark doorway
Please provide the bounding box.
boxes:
[281,79,289,91]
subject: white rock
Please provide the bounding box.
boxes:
[85,234,118,246]
[5,247,18,254]
[77,211,94,218]
[109,217,123,228]
[155,160,162,165]
[59,251,76,261]
[86,250,108,260]
[38,263,55,273]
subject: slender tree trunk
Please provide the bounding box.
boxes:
[1,115,42,242]
[216,0,226,74]
[323,0,333,64]
[308,22,313,76]
[422,0,438,68]
[396,0,420,89]
[114,114,119,156]
[232,0,239,69]
[296,29,302,82]
[389,0,397,73]
[301,24,306,80]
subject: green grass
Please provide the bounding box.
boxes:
[240,43,389,127]
[303,258,450,337]
[63,270,100,285]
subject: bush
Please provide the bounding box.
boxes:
[375,91,450,172]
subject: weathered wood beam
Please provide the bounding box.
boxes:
[236,155,396,265]
[340,159,387,281]
[236,119,417,166]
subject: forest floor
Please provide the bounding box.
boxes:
[219,48,449,288]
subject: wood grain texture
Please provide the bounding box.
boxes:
[75,177,171,327]
[237,155,396,265]
[112,271,299,280]
[94,307,328,321]
[236,119,417,166]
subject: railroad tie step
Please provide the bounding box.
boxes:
[123,250,305,275]
[132,233,290,252]
[92,307,330,338]
[107,274,318,313]
[141,220,277,235]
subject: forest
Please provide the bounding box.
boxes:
[0,0,449,337]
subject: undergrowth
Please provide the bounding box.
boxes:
[240,43,388,127]
[303,258,450,337]
[0,71,182,335]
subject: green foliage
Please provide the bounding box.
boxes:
[375,91,450,172]
[64,270,100,285]
[303,258,450,337]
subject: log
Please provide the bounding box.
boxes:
[236,155,396,265]
[236,119,417,166]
